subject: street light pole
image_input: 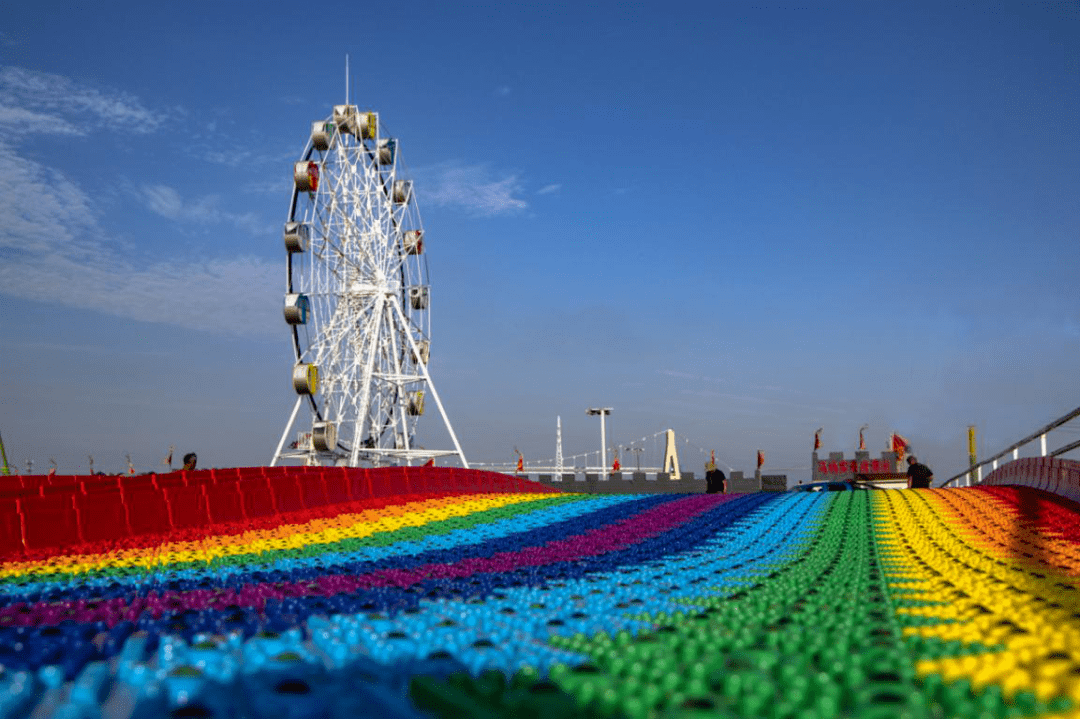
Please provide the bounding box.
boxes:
[586,407,613,480]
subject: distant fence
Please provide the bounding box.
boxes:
[528,471,787,494]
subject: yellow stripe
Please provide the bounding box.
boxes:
[1,493,554,579]
[873,491,1080,702]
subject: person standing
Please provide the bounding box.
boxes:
[906,456,933,489]
[706,467,727,493]
[705,452,727,494]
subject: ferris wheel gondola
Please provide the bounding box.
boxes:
[271,104,467,468]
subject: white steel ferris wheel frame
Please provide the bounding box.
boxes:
[271,105,468,468]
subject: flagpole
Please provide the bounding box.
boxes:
[0,432,10,476]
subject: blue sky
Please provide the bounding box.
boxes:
[1,1,1077,480]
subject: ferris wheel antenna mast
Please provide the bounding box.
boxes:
[555,416,563,476]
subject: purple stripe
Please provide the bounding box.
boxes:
[2,494,737,626]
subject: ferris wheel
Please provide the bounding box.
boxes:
[271,104,468,468]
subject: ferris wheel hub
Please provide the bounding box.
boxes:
[348,281,395,296]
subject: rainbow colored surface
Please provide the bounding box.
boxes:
[2,476,1080,718]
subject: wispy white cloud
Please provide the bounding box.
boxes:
[141,184,185,218]
[242,178,292,198]
[1,252,280,336]
[0,141,279,336]
[416,161,527,217]
[0,65,287,171]
[495,86,511,97]
[0,66,160,137]
[137,184,271,235]
[0,67,281,334]
[182,133,297,169]
[0,142,98,257]
[0,105,83,135]
[196,147,288,168]
[537,183,561,195]
[279,94,310,106]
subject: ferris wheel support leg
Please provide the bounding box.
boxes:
[432,385,470,469]
[388,305,413,461]
[271,395,305,466]
[391,299,470,468]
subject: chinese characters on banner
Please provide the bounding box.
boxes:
[818,458,891,475]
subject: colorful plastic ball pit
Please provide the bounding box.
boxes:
[3,464,1080,717]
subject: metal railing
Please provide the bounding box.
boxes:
[941,405,1080,487]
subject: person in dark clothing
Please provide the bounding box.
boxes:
[706,467,727,494]
[906,456,933,489]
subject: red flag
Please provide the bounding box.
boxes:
[516,454,524,473]
[859,428,866,451]
[423,458,434,467]
[612,457,621,472]
[48,466,56,477]
[891,434,909,462]
[757,450,764,469]
[813,429,822,452]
